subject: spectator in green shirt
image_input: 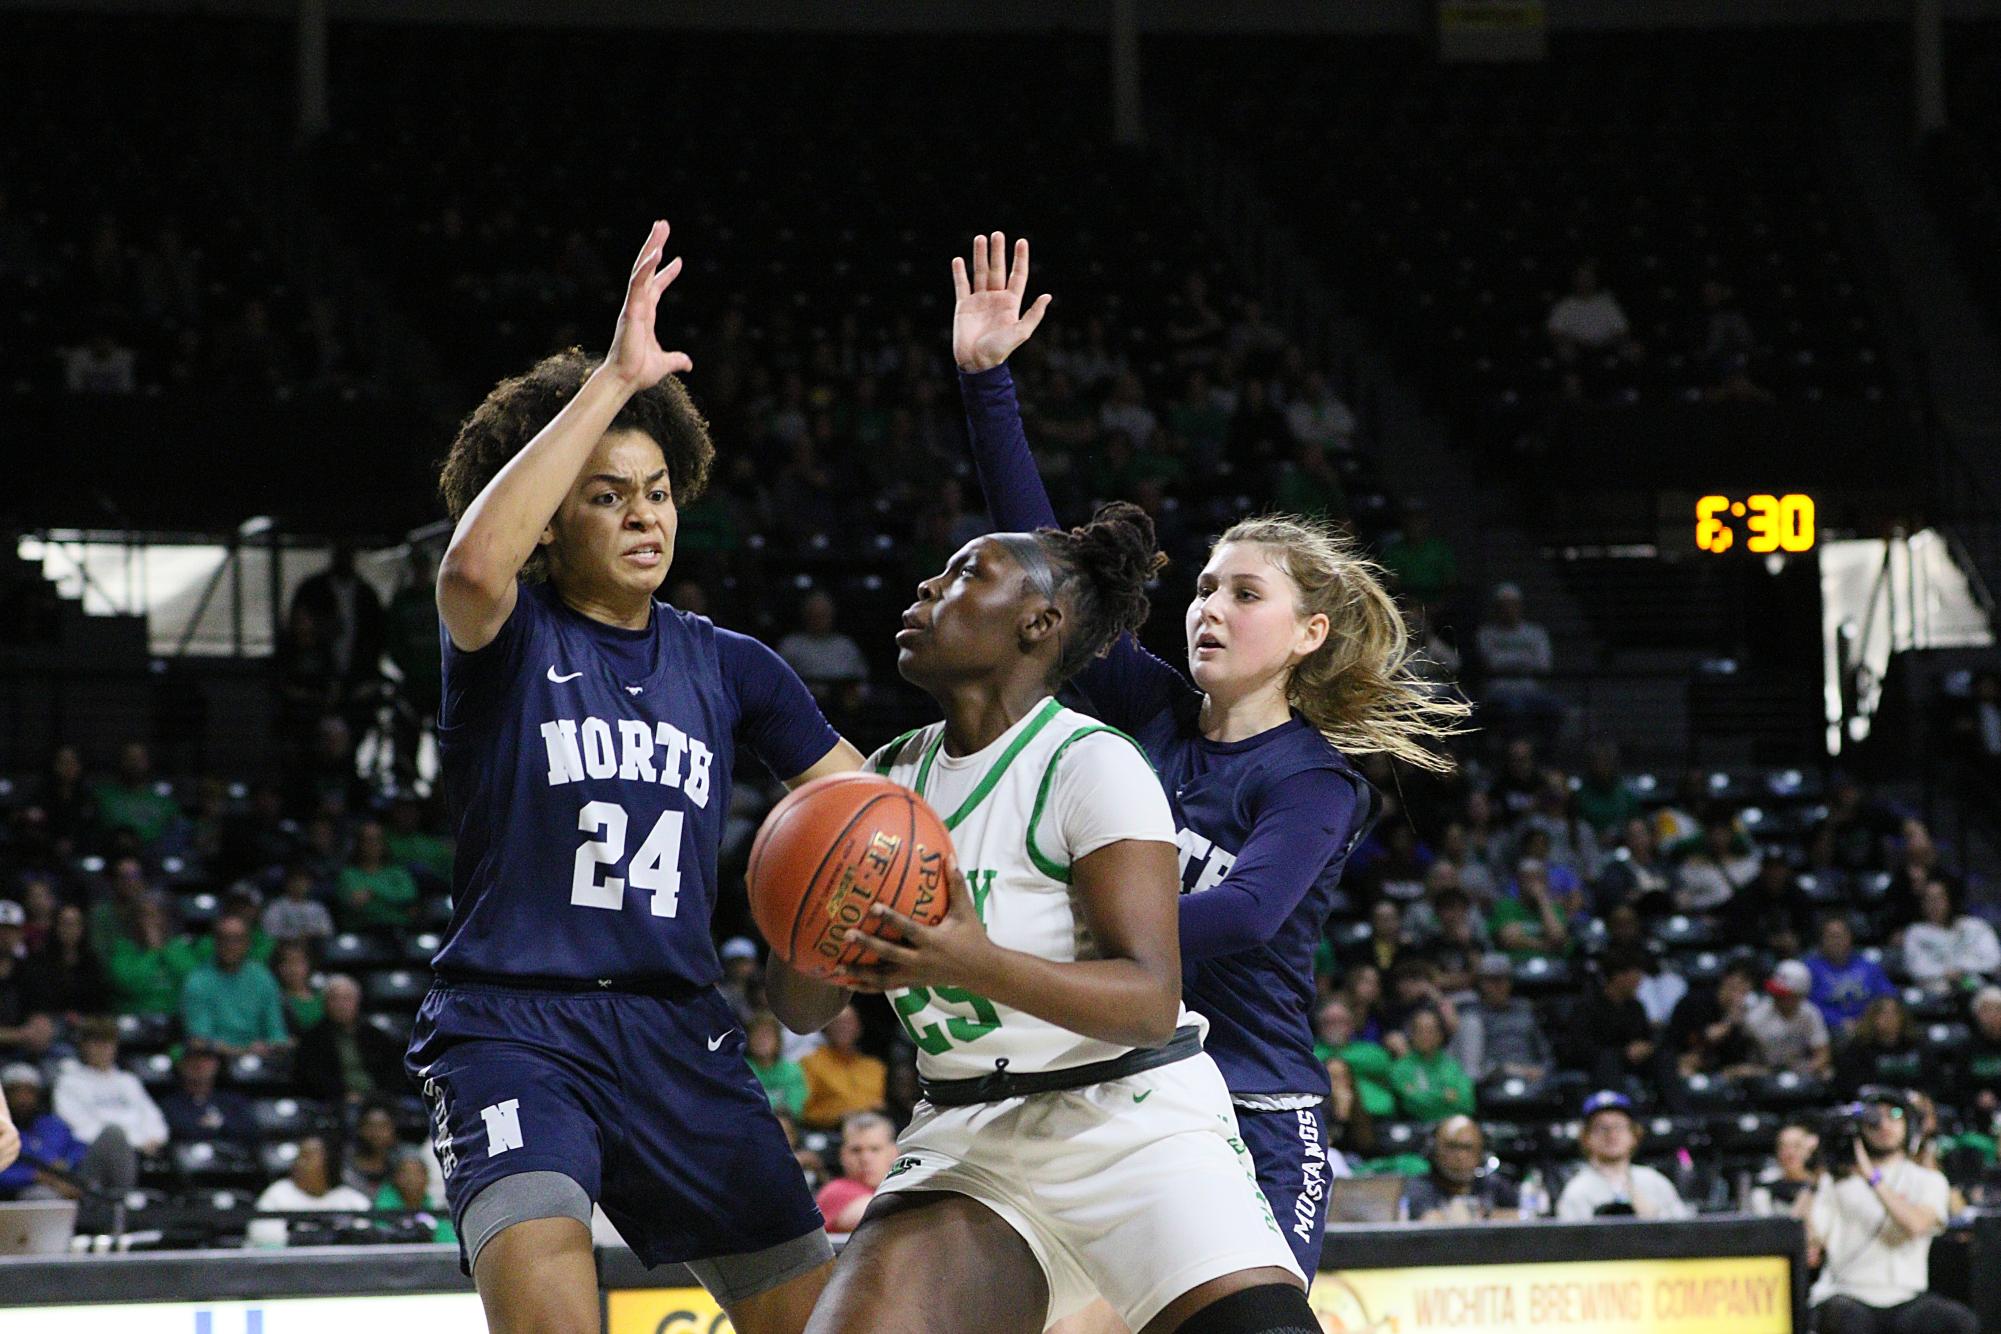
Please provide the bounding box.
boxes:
[89,858,154,957]
[337,821,420,930]
[1389,1008,1476,1124]
[1491,859,1573,962]
[1083,431,1178,502]
[384,797,453,883]
[92,742,181,849]
[1166,369,1231,466]
[104,897,201,1017]
[273,941,325,1035]
[1271,439,1349,522]
[1313,997,1398,1118]
[1322,1055,1380,1162]
[1380,504,1460,609]
[374,1149,456,1245]
[1574,740,1643,839]
[180,916,288,1057]
[745,1012,808,1119]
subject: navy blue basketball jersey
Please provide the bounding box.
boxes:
[961,362,1378,1099]
[1072,646,1375,1099]
[432,581,838,987]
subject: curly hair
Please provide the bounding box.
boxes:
[438,349,716,579]
[1215,514,1470,773]
[1033,501,1169,687]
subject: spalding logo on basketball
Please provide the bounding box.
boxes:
[746,772,956,979]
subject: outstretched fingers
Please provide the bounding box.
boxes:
[647,254,685,301]
[629,220,669,278]
[951,254,971,301]
[1020,292,1053,337]
[1007,237,1030,299]
[987,231,1008,291]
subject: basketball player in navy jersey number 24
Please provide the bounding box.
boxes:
[414,221,862,1334]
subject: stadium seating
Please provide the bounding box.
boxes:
[1157,31,1895,455]
[3,16,1997,1252]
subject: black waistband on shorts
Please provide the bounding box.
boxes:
[431,969,706,1001]
[918,1024,1203,1107]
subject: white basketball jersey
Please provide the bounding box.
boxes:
[868,696,1193,1081]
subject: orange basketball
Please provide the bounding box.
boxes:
[746,772,956,980]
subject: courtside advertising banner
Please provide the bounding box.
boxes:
[607,1287,733,1333]
[1309,1255,1792,1334]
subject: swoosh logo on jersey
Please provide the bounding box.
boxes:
[1132,1090,1153,1104]
[625,685,644,695]
[547,667,583,683]
[707,1031,735,1051]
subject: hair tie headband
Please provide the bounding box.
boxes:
[991,533,1061,604]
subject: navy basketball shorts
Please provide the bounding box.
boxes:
[406,980,823,1273]
[1235,1103,1333,1280]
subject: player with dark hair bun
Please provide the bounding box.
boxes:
[801,509,1315,1332]
[413,221,862,1334]
[945,233,1471,1313]
[987,500,1167,687]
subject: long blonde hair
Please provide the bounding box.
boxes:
[1216,515,1470,772]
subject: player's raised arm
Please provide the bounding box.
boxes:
[954,232,1187,733]
[437,220,693,650]
[953,232,1060,534]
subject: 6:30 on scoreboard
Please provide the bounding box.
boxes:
[1693,494,1815,554]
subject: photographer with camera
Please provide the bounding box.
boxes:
[1804,1088,1975,1334]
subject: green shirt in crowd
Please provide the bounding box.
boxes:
[372,1181,456,1244]
[181,960,288,1048]
[1273,463,1348,521]
[338,865,420,929]
[1388,1047,1476,1124]
[1315,1038,1400,1119]
[93,780,181,846]
[1489,895,1571,961]
[749,1057,809,1120]
[1573,777,1641,838]
[385,830,454,882]
[104,935,203,1016]
[1380,536,1459,606]
[284,991,326,1034]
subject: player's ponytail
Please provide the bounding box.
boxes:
[1035,502,1168,686]
[1216,515,1469,773]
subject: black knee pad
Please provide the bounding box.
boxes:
[1174,1283,1319,1334]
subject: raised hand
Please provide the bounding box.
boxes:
[606,220,695,390]
[952,231,1053,373]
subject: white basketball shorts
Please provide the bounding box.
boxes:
[873,1049,1304,1329]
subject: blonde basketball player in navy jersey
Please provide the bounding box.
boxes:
[804,505,1319,1334]
[421,221,861,1334]
[948,236,1468,1320]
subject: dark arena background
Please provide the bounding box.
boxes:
[4,1,2001,1331]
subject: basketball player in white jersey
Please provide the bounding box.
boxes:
[804,505,1317,1334]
